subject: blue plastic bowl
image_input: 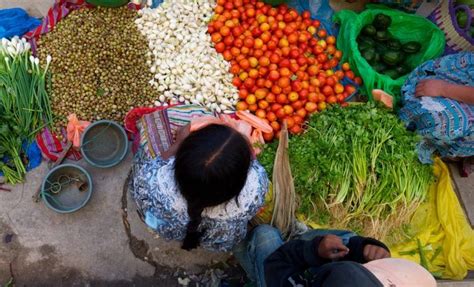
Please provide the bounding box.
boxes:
[81,120,129,168]
[41,164,93,213]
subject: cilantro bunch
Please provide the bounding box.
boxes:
[259,103,433,240]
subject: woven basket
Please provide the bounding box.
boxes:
[428,0,474,54]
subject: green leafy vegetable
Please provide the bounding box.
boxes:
[259,103,433,241]
[0,37,53,184]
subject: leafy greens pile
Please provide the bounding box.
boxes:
[259,103,433,241]
[0,37,53,184]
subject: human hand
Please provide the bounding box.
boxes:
[363,244,390,262]
[415,79,449,98]
[317,234,350,260]
[175,124,191,143]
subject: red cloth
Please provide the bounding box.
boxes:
[36,128,82,162]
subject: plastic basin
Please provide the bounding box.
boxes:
[41,164,93,213]
[81,120,128,168]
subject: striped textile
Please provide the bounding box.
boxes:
[137,105,214,159]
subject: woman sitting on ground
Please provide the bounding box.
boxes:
[375,52,474,165]
[128,109,269,252]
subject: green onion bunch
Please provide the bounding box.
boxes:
[0,36,53,184]
[259,103,433,242]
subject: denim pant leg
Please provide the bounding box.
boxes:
[233,225,284,287]
[297,229,357,245]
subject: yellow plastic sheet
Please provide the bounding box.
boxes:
[390,158,474,280]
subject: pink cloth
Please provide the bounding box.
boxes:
[363,258,436,287]
[66,114,90,148]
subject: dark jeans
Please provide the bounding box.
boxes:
[233,225,356,287]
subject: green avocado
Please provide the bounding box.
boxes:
[382,50,402,66]
[387,39,402,51]
[362,47,376,62]
[402,41,422,54]
[362,24,377,37]
[375,30,390,42]
[373,13,392,31]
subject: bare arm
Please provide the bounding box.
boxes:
[415,79,474,105]
[161,124,191,160]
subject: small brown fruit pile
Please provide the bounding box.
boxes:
[37,7,159,131]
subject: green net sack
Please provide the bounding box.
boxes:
[334,6,445,105]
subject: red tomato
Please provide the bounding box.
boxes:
[276,94,287,104]
[244,78,255,89]
[327,96,337,104]
[322,85,334,96]
[317,29,327,38]
[244,37,255,48]
[296,56,307,66]
[279,58,291,68]
[259,56,270,67]
[271,103,283,112]
[223,35,234,46]
[278,77,291,88]
[262,92,274,103]
[269,53,280,64]
[289,48,300,59]
[271,85,282,95]
[268,70,280,81]
[233,38,244,48]
[289,124,302,135]
[317,53,328,63]
[215,42,226,53]
[305,102,317,113]
[292,80,303,92]
[233,77,242,87]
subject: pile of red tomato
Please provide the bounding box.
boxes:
[208,0,361,140]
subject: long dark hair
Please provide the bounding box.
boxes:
[175,124,252,251]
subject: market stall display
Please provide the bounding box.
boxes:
[209,0,360,139]
[136,0,239,113]
[259,103,433,241]
[0,37,53,184]
[1,0,473,281]
[36,6,159,131]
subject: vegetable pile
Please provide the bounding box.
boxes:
[37,7,159,131]
[358,13,422,79]
[259,104,433,241]
[0,37,53,184]
[208,0,360,140]
[136,0,239,113]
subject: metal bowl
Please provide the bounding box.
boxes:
[81,120,128,168]
[41,164,93,213]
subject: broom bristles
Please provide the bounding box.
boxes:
[271,122,297,237]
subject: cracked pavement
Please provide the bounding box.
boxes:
[0,153,232,286]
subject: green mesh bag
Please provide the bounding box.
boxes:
[334,6,445,105]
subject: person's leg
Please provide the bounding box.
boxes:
[233,225,284,287]
[297,229,357,245]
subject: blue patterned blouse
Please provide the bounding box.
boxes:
[128,148,269,252]
[399,52,474,163]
